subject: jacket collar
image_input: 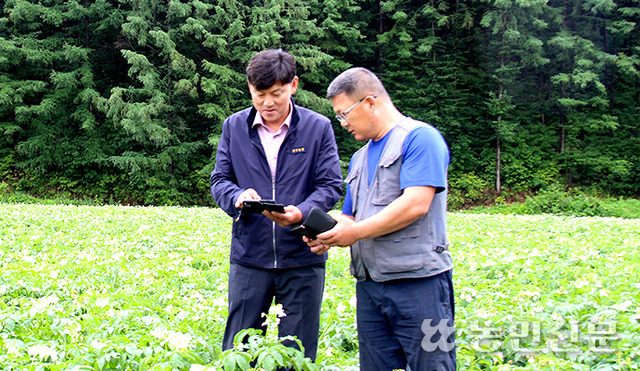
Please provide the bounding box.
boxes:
[247,98,299,132]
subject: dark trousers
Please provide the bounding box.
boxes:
[223,262,325,361]
[356,270,456,371]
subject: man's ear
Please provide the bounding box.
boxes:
[247,79,257,95]
[290,76,299,94]
[364,95,377,112]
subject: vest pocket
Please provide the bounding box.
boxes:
[349,245,366,280]
[372,237,425,273]
[371,220,423,273]
[373,221,420,241]
[372,152,402,205]
[345,169,359,184]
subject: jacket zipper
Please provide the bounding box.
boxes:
[271,177,277,268]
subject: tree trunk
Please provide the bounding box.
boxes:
[496,136,502,194]
[376,0,384,73]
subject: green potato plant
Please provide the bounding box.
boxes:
[0,203,639,370]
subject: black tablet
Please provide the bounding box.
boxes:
[242,200,285,214]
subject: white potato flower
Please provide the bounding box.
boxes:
[166,330,192,351]
[348,295,357,308]
[90,339,107,351]
[27,344,59,362]
[95,297,110,308]
[574,278,590,289]
[29,295,60,317]
[150,327,167,339]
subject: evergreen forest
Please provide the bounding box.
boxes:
[1,0,639,206]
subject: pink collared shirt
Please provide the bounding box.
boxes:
[252,108,293,180]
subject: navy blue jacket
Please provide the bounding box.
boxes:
[210,101,342,269]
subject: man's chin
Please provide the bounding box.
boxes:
[261,111,281,123]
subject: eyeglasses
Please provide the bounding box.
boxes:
[336,95,377,123]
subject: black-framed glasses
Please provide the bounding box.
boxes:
[336,95,377,123]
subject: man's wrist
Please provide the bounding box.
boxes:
[351,220,366,243]
[291,206,303,224]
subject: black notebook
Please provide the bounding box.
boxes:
[291,206,337,239]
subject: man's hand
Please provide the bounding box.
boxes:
[303,214,357,255]
[235,188,261,208]
[264,205,303,227]
[303,236,331,255]
[315,214,359,248]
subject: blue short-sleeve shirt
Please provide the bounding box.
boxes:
[342,124,449,216]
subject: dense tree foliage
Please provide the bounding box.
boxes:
[1,0,638,205]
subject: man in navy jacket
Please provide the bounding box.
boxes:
[210,49,342,360]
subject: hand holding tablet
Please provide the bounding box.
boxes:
[291,206,337,239]
[241,199,286,214]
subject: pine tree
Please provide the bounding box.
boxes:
[101,0,228,204]
[546,0,624,187]
[480,0,549,192]
[0,0,123,196]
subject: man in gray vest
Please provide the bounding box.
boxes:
[307,67,456,370]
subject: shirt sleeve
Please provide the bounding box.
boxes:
[341,159,354,216]
[400,126,450,193]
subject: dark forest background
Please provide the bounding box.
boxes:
[1,0,639,207]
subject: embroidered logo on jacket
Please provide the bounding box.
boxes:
[292,147,306,154]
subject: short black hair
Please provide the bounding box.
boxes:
[327,67,389,100]
[246,49,297,91]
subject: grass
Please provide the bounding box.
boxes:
[460,187,640,219]
[1,203,639,370]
